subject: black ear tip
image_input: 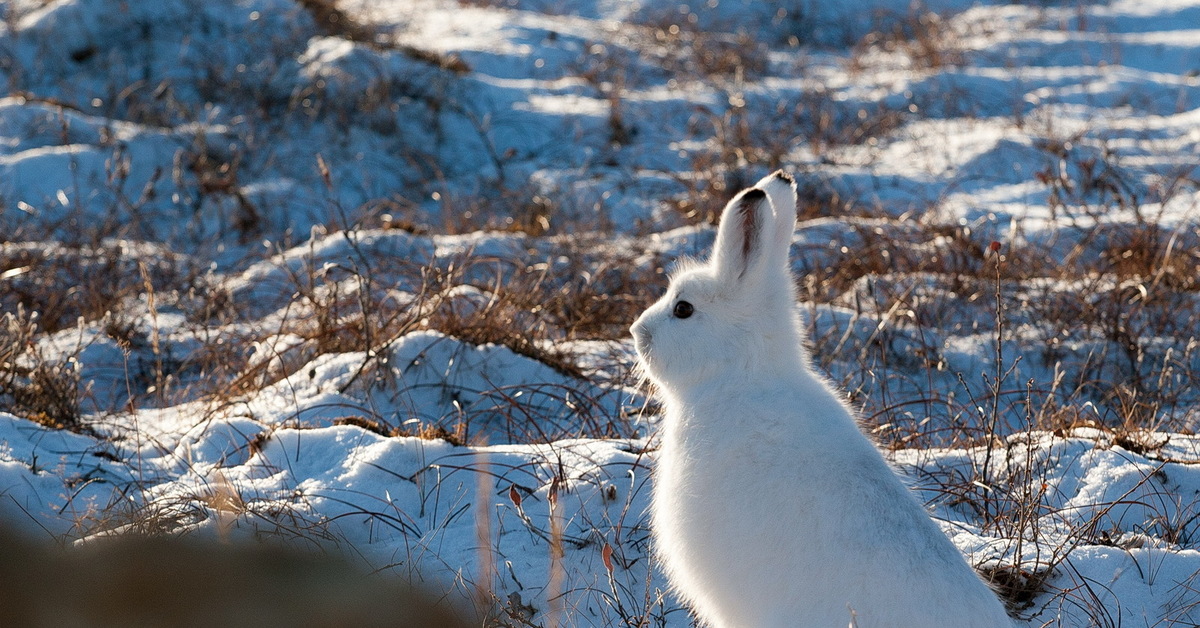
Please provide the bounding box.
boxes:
[771,170,795,183]
[741,188,767,201]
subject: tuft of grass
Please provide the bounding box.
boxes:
[2,244,138,334]
[853,9,967,71]
[978,562,1056,614]
[0,307,87,433]
[650,25,770,81]
[297,0,470,72]
[330,415,468,445]
[422,246,665,378]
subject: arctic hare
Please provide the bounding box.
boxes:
[631,171,1012,627]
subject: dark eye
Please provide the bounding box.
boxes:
[673,300,694,319]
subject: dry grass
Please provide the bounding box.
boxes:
[852,8,968,71]
[0,307,86,432]
[0,240,215,334]
[298,0,469,72]
[662,88,910,227]
[645,24,770,81]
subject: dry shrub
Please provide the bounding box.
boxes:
[199,229,660,411]
[297,0,469,72]
[179,137,261,241]
[333,415,472,444]
[298,0,382,45]
[666,107,789,225]
[436,184,562,237]
[852,8,967,71]
[391,421,468,446]
[793,177,868,221]
[950,423,1200,618]
[215,259,427,398]
[666,88,910,227]
[1033,139,1143,220]
[653,26,770,80]
[786,87,911,153]
[790,198,1199,450]
[626,6,770,82]
[1097,223,1200,289]
[423,248,665,378]
[0,242,202,334]
[0,242,248,413]
[2,245,126,334]
[0,308,86,432]
[978,562,1056,613]
[793,219,1013,304]
[665,155,750,225]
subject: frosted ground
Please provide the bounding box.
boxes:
[1,0,1199,625]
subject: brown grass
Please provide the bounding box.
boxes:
[853,9,967,71]
[297,0,470,73]
[0,307,87,433]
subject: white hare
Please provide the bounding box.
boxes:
[631,171,1013,628]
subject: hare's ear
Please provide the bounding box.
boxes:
[712,173,797,284]
[759,170,798,251]
[711,187,771,283]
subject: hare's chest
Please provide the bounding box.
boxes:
[650,423,831,622]
[653,418,820,534]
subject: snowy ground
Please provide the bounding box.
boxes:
[2,0,1200,625]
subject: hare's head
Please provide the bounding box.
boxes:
[632,171,801,394]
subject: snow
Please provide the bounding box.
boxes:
[2,0,1200,624]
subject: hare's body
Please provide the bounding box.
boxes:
[633,172,1012,627]
[656,378,1010,627]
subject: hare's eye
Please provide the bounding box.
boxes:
[673,300,694,319]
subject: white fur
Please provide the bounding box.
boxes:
[631,172,1013,628]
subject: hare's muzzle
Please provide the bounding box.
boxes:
[630,320,652,355]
